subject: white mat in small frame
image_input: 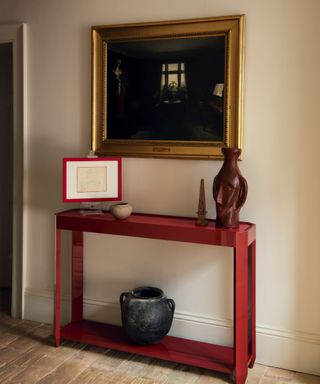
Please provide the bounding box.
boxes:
[63,157,122,202]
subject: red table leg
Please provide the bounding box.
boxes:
[233,233,249,384]
[72,231,83,322]
[249,240,256,368]
[54,228,61,347]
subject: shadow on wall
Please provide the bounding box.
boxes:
[25,139,91,213]
[120,157,218,218]
[25,23,92,213]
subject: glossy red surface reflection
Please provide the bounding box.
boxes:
[55,210,256,384]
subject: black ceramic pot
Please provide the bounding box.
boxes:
[120,286,175,345]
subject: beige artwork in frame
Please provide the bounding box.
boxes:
[92,15,244,160]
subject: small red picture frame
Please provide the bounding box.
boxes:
[63,157,122,203]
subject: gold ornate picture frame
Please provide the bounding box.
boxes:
[92,15,244,160]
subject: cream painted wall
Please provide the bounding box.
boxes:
[1,0,320,374]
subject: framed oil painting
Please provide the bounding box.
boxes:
[92,15,244,159]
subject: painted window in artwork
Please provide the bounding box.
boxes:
[160,63,186,101]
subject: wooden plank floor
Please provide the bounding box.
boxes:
[0,289,319,384]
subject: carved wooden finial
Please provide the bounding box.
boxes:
[196,179,208,226]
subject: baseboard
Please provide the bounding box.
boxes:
[24,287,70,325]
[24,288,320,375]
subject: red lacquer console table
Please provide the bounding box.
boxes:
[55,209,256,383]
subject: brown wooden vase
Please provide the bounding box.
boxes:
[213,147,248,228]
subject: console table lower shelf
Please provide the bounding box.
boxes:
[61,320,249,374]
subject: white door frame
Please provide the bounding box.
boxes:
[0,24,26,318]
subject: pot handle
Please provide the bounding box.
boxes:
[167,298,175,314]
[120,292,129,307]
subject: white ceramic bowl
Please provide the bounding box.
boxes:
[110,203,133,220]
